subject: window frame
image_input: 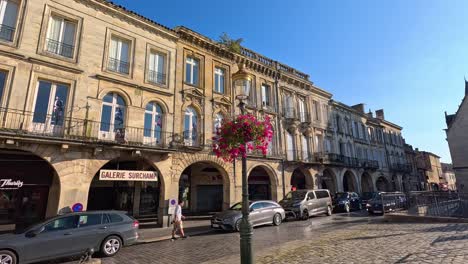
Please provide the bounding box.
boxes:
[0,0,25,47]
[0,65,13,109]
[213,67,225,94]
[183,50,204,88]
[103,29,135,78]
[145,43,170,88]
[38,6,82,62]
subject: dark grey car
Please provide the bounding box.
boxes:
[211,201,286,231]
[0,211,139,264]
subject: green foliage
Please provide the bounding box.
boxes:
[218,32,243,54]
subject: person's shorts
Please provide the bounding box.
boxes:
[173,220,183,230]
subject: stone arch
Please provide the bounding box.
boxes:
[247,163,279,201]
[361,171,374,193]
[142,97,171,115]
[321,168,338,194]
[342,169,359,193]
[290,167,314,190]
[98,88,133,106]
[376,176,391,192]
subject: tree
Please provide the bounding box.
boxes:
[218,32,243,54]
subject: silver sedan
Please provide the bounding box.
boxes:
[211,200,286,231]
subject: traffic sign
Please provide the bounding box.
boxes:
[72,203,83,212]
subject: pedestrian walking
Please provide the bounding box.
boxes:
[172,200,188,240]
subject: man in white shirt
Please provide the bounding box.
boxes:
[172,200,187,240]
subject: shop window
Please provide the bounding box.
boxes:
[144,102,164,146]
[183,106,198,146]
[148,51,166,85]
[45,15,77,58]
[100,92,126,142]
[0,0,19,43]
[31,80,69,134]
[185,57,199,86]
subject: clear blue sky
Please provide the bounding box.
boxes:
[111,0,468,163]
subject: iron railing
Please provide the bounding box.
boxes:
[108,57,130,74]
[0,24,15,42]
[390,163,412,173]
[283,107,297,119]
[148,70,166,85]
[46,38,75,58]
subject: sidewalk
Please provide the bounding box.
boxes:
[137,219,213,243]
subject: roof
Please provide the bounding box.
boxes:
[446,79,468,130]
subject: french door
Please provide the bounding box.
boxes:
[99,93,126,142]
[184,107,198,146]
[31,81,68,135]
[143,102,163,146]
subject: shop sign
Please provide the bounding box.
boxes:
[99,170,158,182]
[0,179,24,189]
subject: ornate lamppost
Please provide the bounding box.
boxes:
[233,64,254,264]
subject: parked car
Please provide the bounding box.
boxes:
[333,192,362,213]
[0,211,139,264]
[365,192,402,214]
[279,189,333,220]
[211,200,285,231]
[360,192,378,207]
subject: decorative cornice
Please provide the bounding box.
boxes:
[95,74,174,97]
[0,49,26,60]
[28,58,84,74]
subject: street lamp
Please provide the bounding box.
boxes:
[233,63,253,264]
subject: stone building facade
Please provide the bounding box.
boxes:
[446,81,468,192]
[414,150,443,190]
[0,0,417,230]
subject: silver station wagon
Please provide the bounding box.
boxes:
[211,200,286,231]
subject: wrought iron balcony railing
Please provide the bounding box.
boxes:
[390,163,412,173]
[108,57,130,74]
[283,107,297,120]
[148,70,166,85]
[0,24,15,42]
[46,38,75,58]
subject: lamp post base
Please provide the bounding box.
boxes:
[240,217,254,264]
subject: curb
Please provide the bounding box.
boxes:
[136,228,214,244]
[384,214,468,223]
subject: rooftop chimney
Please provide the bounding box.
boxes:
[351,103,365,113]
[375,109,385,120]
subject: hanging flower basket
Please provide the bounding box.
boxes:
[212,114,273,162]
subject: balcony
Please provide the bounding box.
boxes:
[390,163,412,173]
[283,107,297,120]
[46,38,75,58]
[148,70,166,85]
[315,153,379,169]
[0,108,194,151]
[0,24,15,42]
[108,58,130,74]
[298,112,311,124]
[360,159,380,169]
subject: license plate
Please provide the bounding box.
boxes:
[373,210,382,213]
[212,224,220,228]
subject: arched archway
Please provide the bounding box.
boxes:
[248,165,277,201]
[321,169,337,194]
[361,172,374,193]
[0,149,60,229]
[291,168,313,190]
[376,176,391,192]
[343,170,358,192]
[87,157,162,220]
[178,161,230,213]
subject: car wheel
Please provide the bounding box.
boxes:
[235,219,242,232]
[326,206,333,216]
[273,213,282,226]
[0,250,16,264]
[302,209,309,220]
[344,203,350,213]
[101,236,122,257]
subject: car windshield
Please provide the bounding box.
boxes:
[284,191,307,200]
[335,193,349,200]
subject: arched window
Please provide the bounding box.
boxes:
[213,112,223,133]
[144,102,164,145]
[184,106,198,146]
[100,92,126,141]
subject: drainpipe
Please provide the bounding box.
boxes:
[274,61,286,198]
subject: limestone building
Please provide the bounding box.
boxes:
[0,0,416,230]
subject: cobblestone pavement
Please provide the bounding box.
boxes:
[45,211,468,264]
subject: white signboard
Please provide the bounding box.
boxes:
[99,170,158,182]
[168,198,177,215]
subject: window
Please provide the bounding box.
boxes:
[144,102,164,145]
[301,134,309,161]
[148,52,166,85]
[313,100,320,121]
[100,93,126,141]
[298,97,306,122]
[315,135,323,153]
[286,131,294,161]
[108,36,130,74]
[185,57,199,85]
[43,216,78,232]
[0,0,19,42]
[324,138,332,153]
[108,214,124,223]
[315,190,330,199]
[307,192,315,200]
[261,84,271,107]
[284,94,294,118]
[184,106,198,146]
[31,80,69,133]
[78,214,102,227]
[45,15,76,58]
[250,202,263,211]
[214,67,225,93]
[0,71,6,105]
[213,112,223,133]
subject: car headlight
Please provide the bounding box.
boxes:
[366,203,371,207]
